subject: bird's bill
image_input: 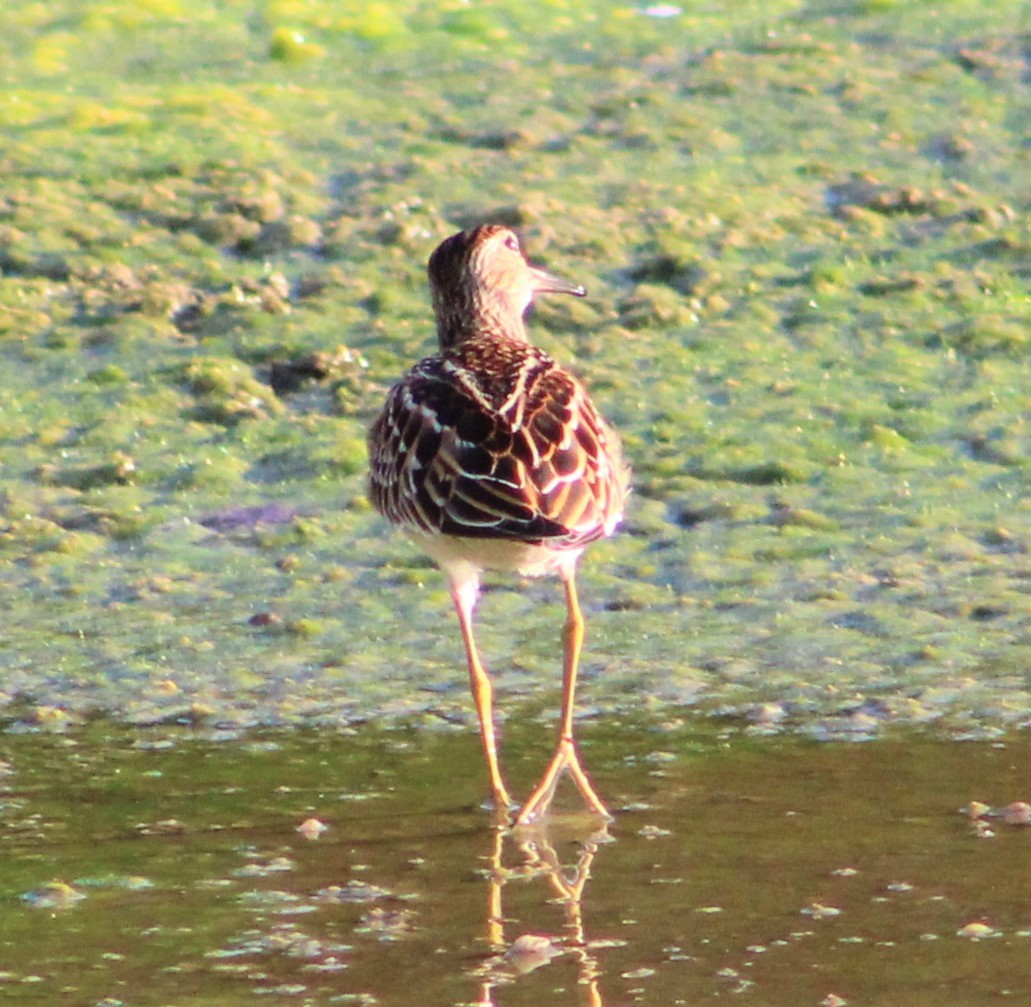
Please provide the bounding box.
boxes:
[530,266,587,298]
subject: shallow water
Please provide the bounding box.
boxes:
[1,0,1029,732]
[3,721,1029,1005]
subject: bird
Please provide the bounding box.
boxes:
[367,224,628,824]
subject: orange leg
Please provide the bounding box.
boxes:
[451,577,514,814]
[516,570,610,824]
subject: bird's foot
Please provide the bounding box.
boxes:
[515,739,610,825]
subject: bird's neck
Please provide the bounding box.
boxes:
[436,303,529,351]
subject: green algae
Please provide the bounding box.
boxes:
[0,0,1029,735]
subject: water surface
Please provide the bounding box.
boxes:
[1,0,1028,728]
[3,721,1029,1005]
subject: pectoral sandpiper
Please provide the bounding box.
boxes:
[368,224,628,823]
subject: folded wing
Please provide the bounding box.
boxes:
[368,354,626,549]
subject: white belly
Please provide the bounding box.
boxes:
[410,531,583,586]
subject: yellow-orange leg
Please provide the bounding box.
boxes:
[516,570,610,824]
[451,577,514,814]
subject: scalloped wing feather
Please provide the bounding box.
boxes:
[368,344,627,549]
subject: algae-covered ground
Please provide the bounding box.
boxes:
[0,0,1028,736]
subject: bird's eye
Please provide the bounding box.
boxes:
[503,234,520,252]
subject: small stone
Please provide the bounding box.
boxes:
[638,824,671,839]
[958,921,997,939]
[749,702,788,725]
[22,881,86,910]
[1002,801,1031,826]
[801,903,842,919]
[249,611,283,628]
[506,934,562,974]
[297,817,328,840]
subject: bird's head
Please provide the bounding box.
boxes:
[428,225,585,348]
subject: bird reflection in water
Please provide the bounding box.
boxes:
[470,815,612,1006]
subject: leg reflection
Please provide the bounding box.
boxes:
[473,818,611,1005]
